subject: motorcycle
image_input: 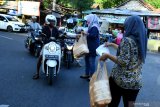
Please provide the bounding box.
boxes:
[24,29,43,57]
[59,28,76,69]
[41,35,61,85]
[63,35,75,69]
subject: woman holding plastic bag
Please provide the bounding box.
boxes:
[99,15,148,107]
[80,14,100,80]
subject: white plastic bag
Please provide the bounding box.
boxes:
[73,35,89,58]
[96,44,110,56]
[89,61,112,107]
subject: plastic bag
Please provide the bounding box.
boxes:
[96,44,110,56]
[89,61,112,107]
[73,35,89,58]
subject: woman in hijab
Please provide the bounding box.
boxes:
[99,15,148,107]
[80,14,100,80]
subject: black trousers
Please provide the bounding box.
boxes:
[108,77,140,107]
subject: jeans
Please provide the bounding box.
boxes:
[85,55,96,76]
[108,77,140,107]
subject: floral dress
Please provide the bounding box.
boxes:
[110,37,143,90]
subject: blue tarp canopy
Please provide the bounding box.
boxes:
[93,8,160,16]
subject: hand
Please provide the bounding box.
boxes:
[81,31,85,35]
[76,34,81,39]
[104,42,113,47]
[81,31,88,36]
[99,54,108,61]
[61,47,65,51]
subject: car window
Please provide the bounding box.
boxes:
[6,16,18,22]
[0,16,5,21]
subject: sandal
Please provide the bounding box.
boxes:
[32,74,39,80]
[80,75,90,79]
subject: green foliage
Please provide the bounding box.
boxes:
[145,0,160,8]
[57,0,94,12]
[75,0,94,11]
[57,0,72,7]
[43,0,53,9]
[94,0,126,9]
[42,0,160,12]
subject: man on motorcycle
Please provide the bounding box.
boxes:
[32,14,59,79]
[66,16,75,30]
[28,16,42,31]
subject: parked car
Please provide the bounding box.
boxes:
[0,14,26,32]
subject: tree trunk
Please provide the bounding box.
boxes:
[52,0,56,11]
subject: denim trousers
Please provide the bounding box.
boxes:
[85,55,96,76]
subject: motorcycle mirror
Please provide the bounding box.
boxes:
[38,30,42,34]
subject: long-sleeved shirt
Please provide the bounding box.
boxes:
[111,37,143,90]
[86,26,100,56]
[29,22,42,30]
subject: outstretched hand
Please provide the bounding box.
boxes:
[104,42,113,47]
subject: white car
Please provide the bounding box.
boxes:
[0,14,26,32]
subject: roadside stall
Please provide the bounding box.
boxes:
[147,16,160,51]
[92,8,160,51]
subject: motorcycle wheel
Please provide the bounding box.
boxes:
[48,67,53,85]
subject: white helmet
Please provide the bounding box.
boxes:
[31,16,37,19]
[45,14,57,25]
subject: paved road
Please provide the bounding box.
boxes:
[0,31,160,107]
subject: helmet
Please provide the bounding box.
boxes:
[32,16,37,19]
[45,14,57,25]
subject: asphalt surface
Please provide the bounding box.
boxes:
[0,30,160,107]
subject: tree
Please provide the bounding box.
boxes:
[75,0,94,13]
[94,0,126,9]
[43,0,53,9]
[145,0,160,8]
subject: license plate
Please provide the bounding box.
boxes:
[45,55,58,59]
[67,51,72,54]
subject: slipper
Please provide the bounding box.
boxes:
[80,75,90,79]
[32,74,39,80]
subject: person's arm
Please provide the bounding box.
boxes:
[100,53,118,64]
[55,28,59,39]
[37,23,42,30]
[105,42,118,49]
[86,27,99,39]
[100,38,131,67]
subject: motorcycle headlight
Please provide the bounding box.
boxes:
[48,43,56,53]
[35,37,39,40]
[66,45,73,50]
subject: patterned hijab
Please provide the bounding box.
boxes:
[124,15,148,63]
[84,14,100,30]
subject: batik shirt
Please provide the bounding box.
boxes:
[110,37,143,90]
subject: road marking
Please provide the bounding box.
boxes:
[0,105,9,107]
[0,35,13,40]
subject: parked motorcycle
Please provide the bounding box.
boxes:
[41,36,61,85]
[24,29,43,57]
